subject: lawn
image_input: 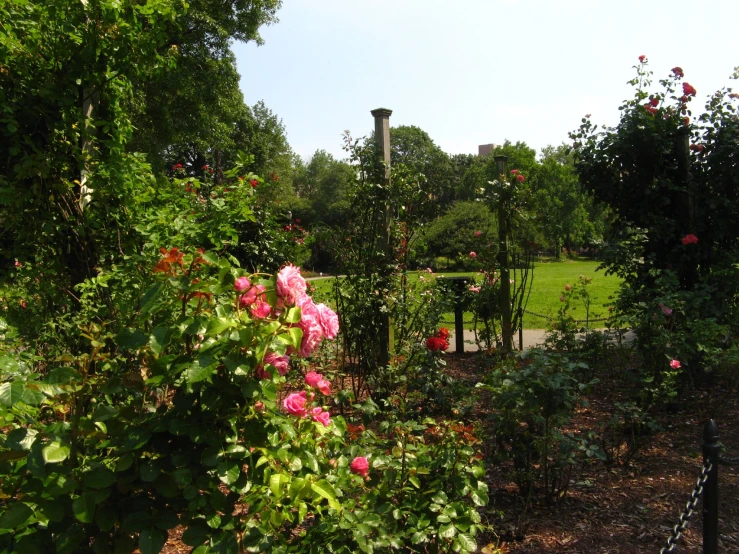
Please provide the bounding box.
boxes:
[307,259,621,330]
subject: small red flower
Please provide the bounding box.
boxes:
[682,82,697,97]
[202,164,209,170]
[510,169,519,175]
[681,234,698,245]
[679,95,688,103]
[649,97,659,107]
[644,104,657,116]
[249,179,258,188]
[671,67,684,78]
[638,55,646,63]
[516,174,525,183]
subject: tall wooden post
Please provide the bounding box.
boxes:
[371,108,394,367]
[495,155,513,353]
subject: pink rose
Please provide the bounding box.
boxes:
[670,359,681,369]
[469,252,477,258]
[283,391,308,418]
[311,407,331,427]
[276,264,307,306]
[305,371,323,387]
[316,379,331,396]
[316,303,339,339]
[516,174,525,183]
[298,296,324,356]
[251,299,272,319]
[350,456,369,477]
[240,284,265,307]
[234,276,251,292]
[474,230,482,237]
[469,285,481,293]
[265,351,290,375]
[681,234,699,245]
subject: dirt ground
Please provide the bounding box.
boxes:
[446,352,739,554]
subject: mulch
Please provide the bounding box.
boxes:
[446,352,739,554]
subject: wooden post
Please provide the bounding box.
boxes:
[495,155,513,353]
[371,108,393,367]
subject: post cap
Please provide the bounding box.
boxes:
[703,419,719,443]
[371,108,393,118]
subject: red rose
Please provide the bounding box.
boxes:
[649,97,659,107]
[516,174,525,183]
[671,67,684,78]
[249,179,258,188]
[682,82,697,97]
[638,55,646,62]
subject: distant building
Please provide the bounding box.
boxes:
[478,143,498,157]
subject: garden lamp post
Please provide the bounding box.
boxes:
[494,155,513,353]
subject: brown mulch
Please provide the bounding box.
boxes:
[446,352,739,554]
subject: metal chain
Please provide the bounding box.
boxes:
[522,308,610,324]
[659,461,712,554]
[718,454,739,466]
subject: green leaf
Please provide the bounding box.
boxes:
[83,466,117,489]
[6,428,38,451]
[42,441,70,464]
[454,533,477,552]
[139,527,167,554]
[311,480,341,512]
[0,502,33,529]
[217,461,240,485]
[116,328,149,350]
[470,489,489,507]
[149,327,173,355]
[285,307,301,324]
[140,282,164,314]
[439,522,456,539]
[72,492,98,523]
[0,381,24,407]
[269,473,289,498]
[182,523,210,547]
[186,354,217,384]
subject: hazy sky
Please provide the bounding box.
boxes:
[233,0,739,161]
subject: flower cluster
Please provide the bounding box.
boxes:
[681,234,699,245]
[282,372,333,427]
[236,264,339,358]
[426,328,450,352]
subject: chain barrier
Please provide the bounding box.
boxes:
[659,461,712,554]
[522,308,610,324]
[718,453,739,466]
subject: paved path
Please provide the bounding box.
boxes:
[448,328,633,353]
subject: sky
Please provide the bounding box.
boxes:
[233,0,739,162]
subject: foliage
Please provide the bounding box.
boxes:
[292,416,488,554]
[478,350,597,505]
[419,202,497,269]
[572,58,739,389]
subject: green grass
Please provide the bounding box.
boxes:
[307,259,622,330]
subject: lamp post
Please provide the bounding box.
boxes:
[494,155,513,353]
